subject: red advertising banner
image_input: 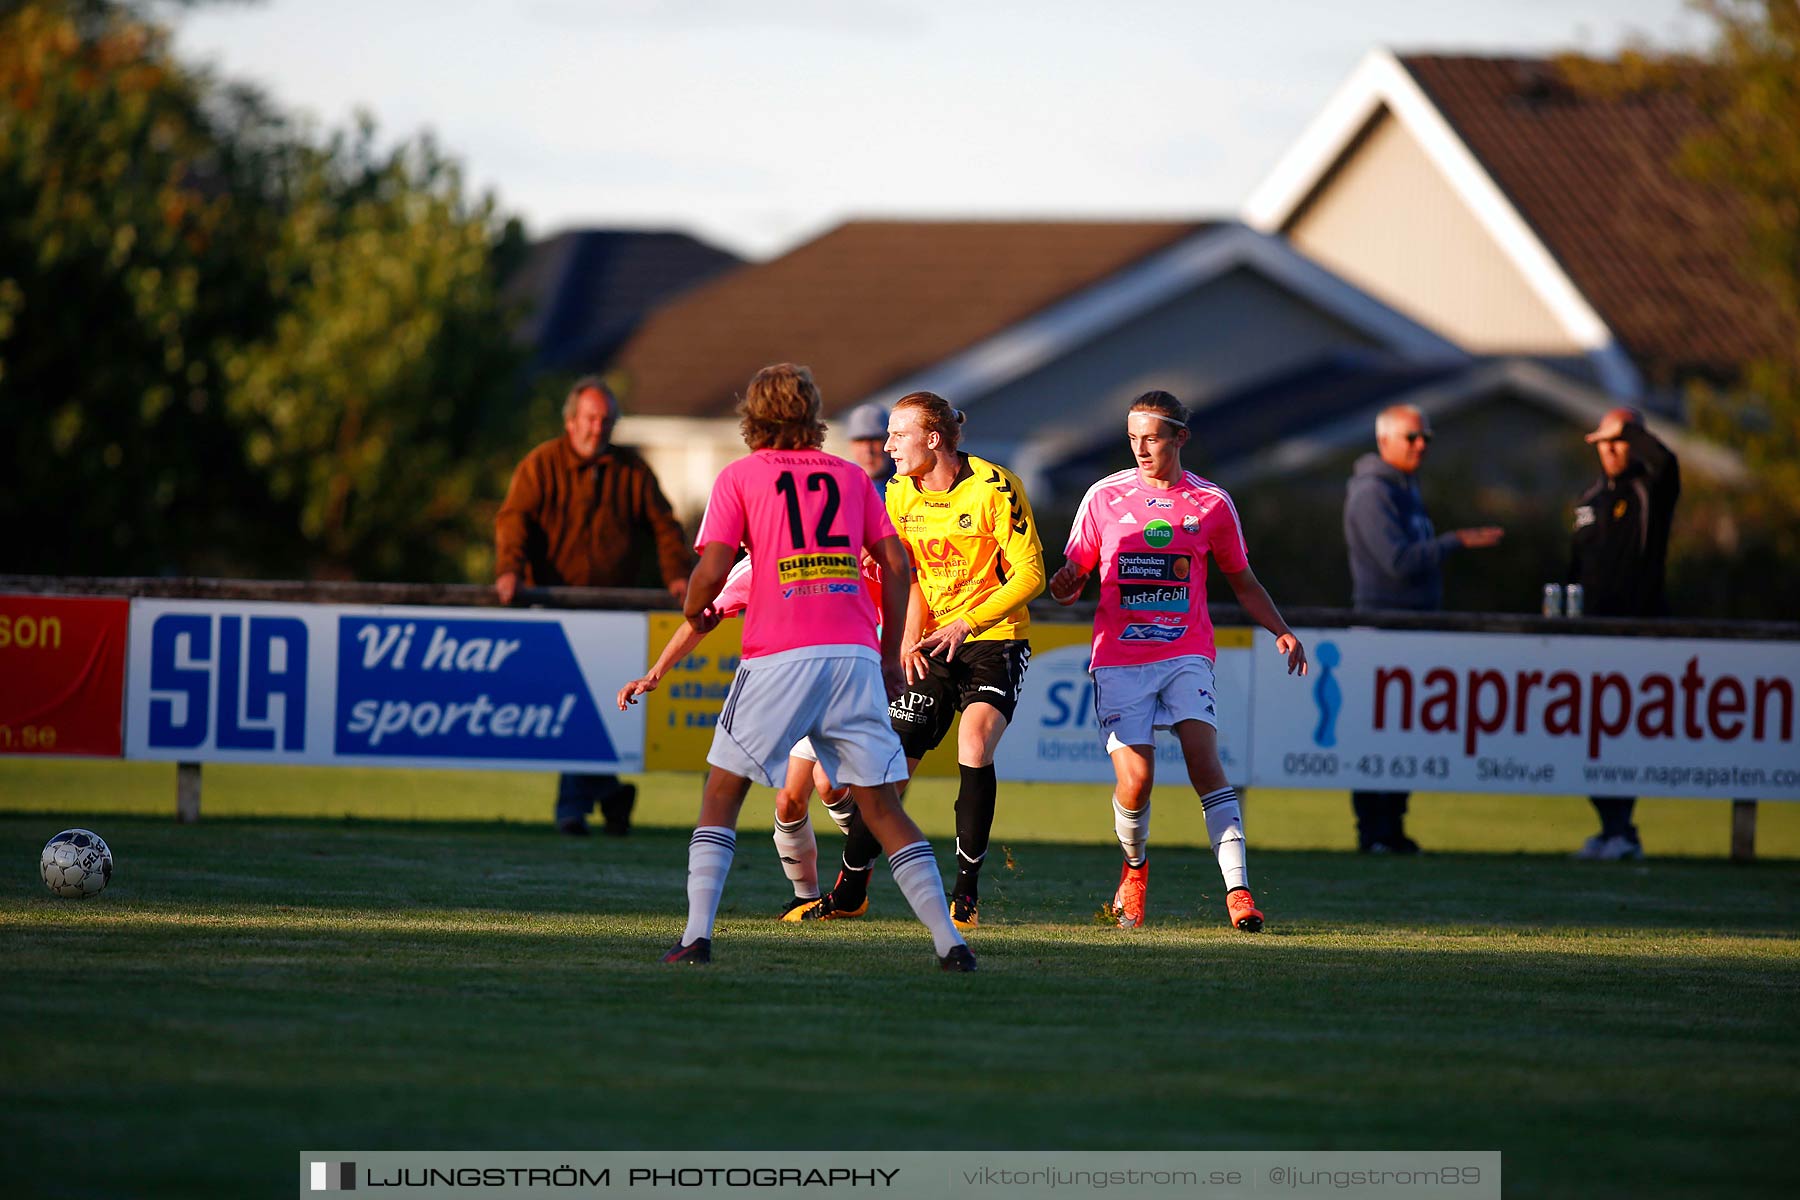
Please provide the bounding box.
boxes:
[0,595,129,757]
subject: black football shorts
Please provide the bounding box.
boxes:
[887,638,1031,760]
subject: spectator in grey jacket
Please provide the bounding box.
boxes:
[1342,404,1503,852]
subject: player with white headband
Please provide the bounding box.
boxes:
[1050,390,1307,932]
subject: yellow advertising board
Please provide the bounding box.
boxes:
[642,613,742,771]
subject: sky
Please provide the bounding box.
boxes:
[171,0,1707,260]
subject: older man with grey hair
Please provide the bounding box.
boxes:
[1342,403,1503,852]
[495,376,693,836]
[840,402,894,490]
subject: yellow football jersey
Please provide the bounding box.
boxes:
[887,453,1045,641]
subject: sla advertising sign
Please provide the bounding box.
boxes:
[1250,628,1800,799]
[0,595,129,757]
[124,600,645,771]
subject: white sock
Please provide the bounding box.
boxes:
[1201,786,1247,891]
[1113,794,1150,867]
[773,814,819,899]
[823,793,857,836]
[682,826,737,944]
[887,840,963,957]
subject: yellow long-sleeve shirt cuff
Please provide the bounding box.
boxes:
[965,557,1045,634]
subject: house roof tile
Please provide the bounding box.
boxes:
[1399,54,1789,385]
[605,219,1209,416]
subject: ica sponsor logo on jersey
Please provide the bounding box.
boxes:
[1142,519,1174,549]
[916,537,970,574]
[1118,583,1189,613]
[777,552,859,584]
[1116,553,1189,582]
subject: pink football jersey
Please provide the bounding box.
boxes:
[696,448,895,659]
[1063,469,1249,668]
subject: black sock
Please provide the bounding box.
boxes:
[1593,796,1636,839]
[952,763,997,898]
[833,810,881,904]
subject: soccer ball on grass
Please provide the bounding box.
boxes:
[41,828,113,898]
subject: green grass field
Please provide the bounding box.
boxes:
[3,763,1798,1199]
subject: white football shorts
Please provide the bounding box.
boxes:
[708,647,907,788]
[788,736,819,764]
[1091,655,1219,753]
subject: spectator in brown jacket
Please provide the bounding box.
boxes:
[496,377,693,836]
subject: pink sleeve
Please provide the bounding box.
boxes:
[695,468,745,553]
[861,476,896,548]
[1063,486,1102,571]
[712,555,753,617]
[1209,493,1250,573]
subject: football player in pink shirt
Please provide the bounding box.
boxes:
[617,556,848,917]
[1050,390,1307,932]
[659,363,971,970]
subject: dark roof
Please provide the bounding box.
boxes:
[605,219,1211,417]
[1050,350,1463,483]
[501,230,742,371]
[1399,54,1789,386]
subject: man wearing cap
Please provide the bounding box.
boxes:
[1569,406,1680,861]
[841,403,894,490]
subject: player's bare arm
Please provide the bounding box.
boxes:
[901,577,931,685]
[684,542,737,633]
[1222,564,1307,676]
[870,534,913,698]
[618,617,711,710]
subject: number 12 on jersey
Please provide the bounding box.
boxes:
[775,471,850,550]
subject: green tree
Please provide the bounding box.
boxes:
[0,0,527,581]
[1563,2,1800,616]
[0,0,294,574]
[1675,1,1800,615]
[222,121,526,581]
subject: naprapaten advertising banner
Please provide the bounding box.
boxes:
[1249,628,1800,799]
[0,594,129,757]
[125,600,645,771]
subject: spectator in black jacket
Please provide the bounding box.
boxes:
[1570,407,1680,861]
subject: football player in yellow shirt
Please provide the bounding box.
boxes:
[801,391,1045,929]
